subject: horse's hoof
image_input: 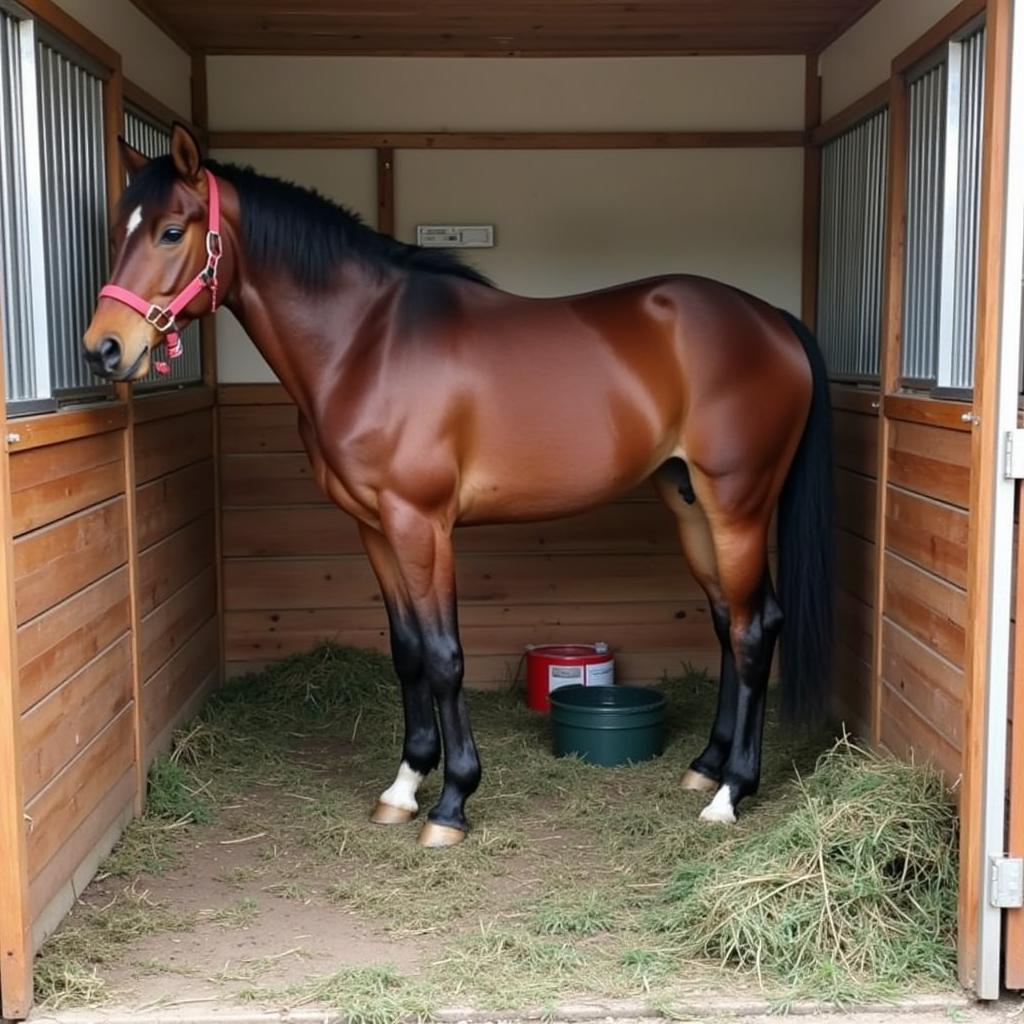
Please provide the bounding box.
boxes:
[681,768,718,792]
[699,786,737,824]
[417,821,467,848]
[370,801,417,825]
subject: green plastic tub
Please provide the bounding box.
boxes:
[549,684,666,766]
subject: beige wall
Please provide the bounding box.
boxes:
[52,0,191,118]
[819,0,963,120]
[209,55,806,382]
[207,55,804,132]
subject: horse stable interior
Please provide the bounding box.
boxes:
[2,0,1024,1015]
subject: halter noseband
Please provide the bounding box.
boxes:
[98,168,222,375]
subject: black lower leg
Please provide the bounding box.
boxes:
[720,579,783,807]
[387,604,440,777]
[690,604,738,781]
[422,629,481,831]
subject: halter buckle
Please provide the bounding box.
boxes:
[145,304,177,333]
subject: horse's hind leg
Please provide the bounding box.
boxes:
[698,521,782,824]
[360,524,441,825]
[654,462,735,792]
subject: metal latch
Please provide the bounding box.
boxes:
[1005,429,1024,479]
[990,857,1024,908]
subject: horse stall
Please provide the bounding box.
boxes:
[1,0,1023,1017]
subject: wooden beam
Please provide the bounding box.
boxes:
[16,0,120,71]
[892,0,987,74]
[190,52,208,133]
[209,130,808,151]
[103,71,125,227]
[4,404,127,453]
[377,148,395,237]
[0,269,33,1024]
[812,81,890,146]
[871,71,910,749]
[123,78,188,131]
[801,53,822,328]
[127,0,198,56]
[959,0,1013,991]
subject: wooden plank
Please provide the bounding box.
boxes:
[15,0,119,69]
[224,599,715,662]
[133,386,214,425]
[218,384,291,406]
[137,512,217,617]
[832,409,879,477]
[813,80,890,145]
[830,383,880,416]
[28,767,134,925]
[887,419,971,509]
[210,130,808,150]
[377,147,394,236]
[0,323,32,1020]
[801,53,821,329]
[879,681,961,783]
[9,433,124,537]
[885,487,969,590]
[883,553,967,670]
[23,707,134,882]
[222,502,677,558]
[960,0,1013,991]
[13,498,128,625]
[5,403,126,454]
[833,649,872,738]
[225,552,706,612]
[884,394,972,432]
[134,408,213,484]
[837,530,875,608]
[834,467,876,542]
[219,403,302,453]
[892,0,988,74]
[836,588,874,664]
[220,453,322,506]
[136,459,215,551]
[17,568,131,716]
[21,636,133,802]
[141,619,220,748]
[881,619,964,749]
[141,567,217,682]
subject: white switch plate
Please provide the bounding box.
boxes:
[416,225,495,248]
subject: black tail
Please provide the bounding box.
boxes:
[776,310,835,725]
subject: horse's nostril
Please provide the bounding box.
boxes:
[98,336,121,371]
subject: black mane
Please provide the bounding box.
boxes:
[118,155,491,290]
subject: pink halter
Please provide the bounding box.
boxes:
[99,168,222,375]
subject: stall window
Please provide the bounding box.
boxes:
[124,103,203,389]
[901,20,986,393]
[0,1,111,414]
[817,107,889,382]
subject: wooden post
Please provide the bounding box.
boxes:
[958,0,1014,991]
[801,53,821,329]
[0,318,33,1024]
[377,147,395,237]
[870,71,909,748]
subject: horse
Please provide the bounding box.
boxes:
[83,123,833,848]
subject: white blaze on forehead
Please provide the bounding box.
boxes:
[125,205,143,237]
[379,761,424,812]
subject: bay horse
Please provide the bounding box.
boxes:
[83,124,833,847]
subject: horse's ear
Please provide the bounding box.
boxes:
[169,121,203,183]
[118,136,149,179]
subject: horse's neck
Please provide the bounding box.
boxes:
[228,264,396,417]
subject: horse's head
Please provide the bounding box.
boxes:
[83,123,223,380]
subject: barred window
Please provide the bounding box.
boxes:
[816,107,889,381]
[901,20,986,391]
[0,2,112,413]
[124,103,203,389]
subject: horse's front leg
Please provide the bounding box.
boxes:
[360,524,440,825]
[378,500,481,848]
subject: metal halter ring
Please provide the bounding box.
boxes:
[145,304,178,333]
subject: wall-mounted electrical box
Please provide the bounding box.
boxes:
[416,225,495,248]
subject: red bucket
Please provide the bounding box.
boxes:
[525,643,615,712]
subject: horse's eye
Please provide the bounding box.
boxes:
[160,226,185,245]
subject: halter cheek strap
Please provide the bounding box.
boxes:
[98,168,222,375]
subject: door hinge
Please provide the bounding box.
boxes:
[990,857,1024,908]
[1005,429,1024,479]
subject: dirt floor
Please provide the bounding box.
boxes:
[33,646,961,1020]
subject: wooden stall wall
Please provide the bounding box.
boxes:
[218,386,716,687]
[133,393,220,765]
